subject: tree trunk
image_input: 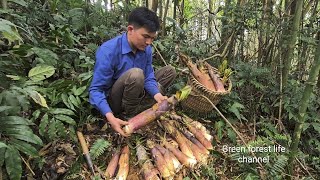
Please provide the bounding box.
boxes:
[179,0,184,26]
[1,0,7,9]
[259,0,273,67]
[159,0,163,21]
[151,0,158,12]
[281,0,303,87]
[207,0,213,39]
[173,0,177,31]
[220,0,231,45]
[288,31,320,175]
[161,0,170,36]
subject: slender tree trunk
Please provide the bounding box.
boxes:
[281,0,303,87]
[1,0,7,9]
[220,0,231,44]
[207,0,213,39]
[173,0,177,31]
[288,31,320,175]
[161,0,170,36]
[179,0,184,26]
[159,0,163,21]
[151,0,158,12]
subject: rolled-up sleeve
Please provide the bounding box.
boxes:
[144,47,160,97]
[89,47,114,116]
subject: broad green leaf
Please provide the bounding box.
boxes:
[28,65,55,82]
[61,93,75,110]
[0,142,8,149]
[55,120,67,137]
[7,131,43,145]
[0,124,33,133]
[74,86,87,96]
[5,146,22,180]
[69,94,79,108]
[39,113,48,136]
[10,139,38,157]
[50,108,75,116]
[1,116,33,125]
[0,106,14,112]
[55,114,76,125]
[8,0,27,7]
[48,119,57,140]
[0,18,22,43]
[29,91,48,108]
[30,47,58,66]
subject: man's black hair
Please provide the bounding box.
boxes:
[128,7,160,32]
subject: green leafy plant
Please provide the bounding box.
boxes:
[89,139,111,160]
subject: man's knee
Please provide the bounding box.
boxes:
[127,68,144,85]
[165,65,177,78]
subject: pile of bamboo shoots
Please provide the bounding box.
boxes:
[179,53,232,92]
[105,112,213,180]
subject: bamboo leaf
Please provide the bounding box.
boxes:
[50,108,75,116]
[28,65,55,82]
[69,94,79,108]
[0,106,14,112]
[0,18,22,43]
[48,119,57,140]
[7,131,43,145]
[8,0,28,7]
[6,75,21,80]
[10,139,38,157]
[55,114,76,125]
[29,90,48,108]
[30,47,58,66]
[39,113,48,136]
[1,116,33,125]
[5,146,22,180]
[73,86,87,96]
[0,142,8,149]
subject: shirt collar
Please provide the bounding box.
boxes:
[121,33,133,55]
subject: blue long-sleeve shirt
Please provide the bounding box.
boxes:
[89,33,159,116]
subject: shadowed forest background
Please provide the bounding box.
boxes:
[0,0,319,179]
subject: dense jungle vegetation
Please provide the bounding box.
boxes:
[0,0,319,179]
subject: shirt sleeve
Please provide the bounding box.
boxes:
[89,47,114,116]
[144,47,160,97]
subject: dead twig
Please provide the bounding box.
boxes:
[295,157,316,180]
[21,156,35,176]
[152,44,167,66]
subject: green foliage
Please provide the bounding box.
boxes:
[0,92,43,179]
[89,139,111,160]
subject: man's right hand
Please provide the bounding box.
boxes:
[106,112,129,137]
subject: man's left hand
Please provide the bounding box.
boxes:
[154,93,167,103]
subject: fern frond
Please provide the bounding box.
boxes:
[89,139,110,160]
[270,155,288,176]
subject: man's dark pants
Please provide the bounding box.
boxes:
[108,66,177,118]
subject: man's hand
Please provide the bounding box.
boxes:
[106,112,129,137]
[154,93,167,103]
